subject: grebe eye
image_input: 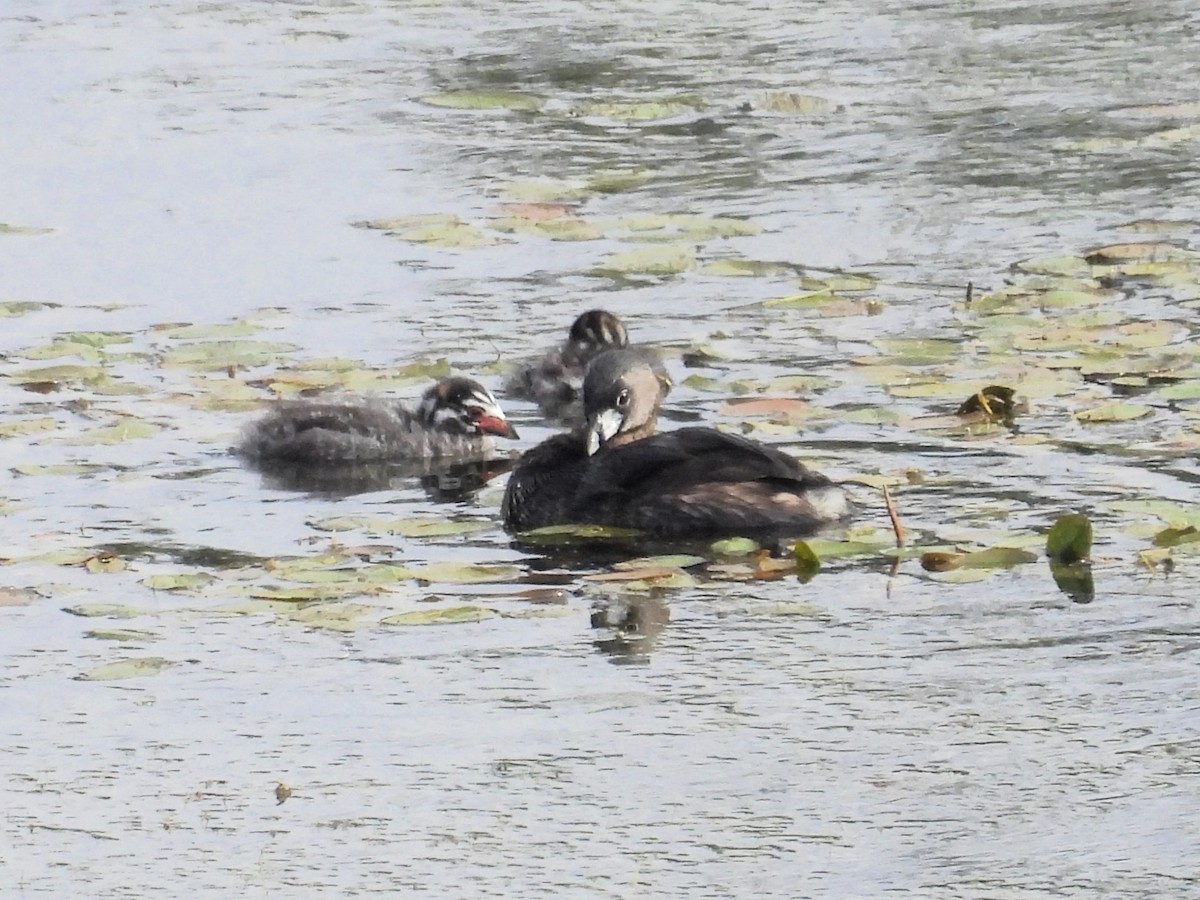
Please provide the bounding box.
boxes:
[616,389,630,408]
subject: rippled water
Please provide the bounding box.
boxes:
[3,1,1200,896]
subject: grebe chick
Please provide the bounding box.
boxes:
[237,377,517,464]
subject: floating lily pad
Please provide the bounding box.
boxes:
[1075,402,1153,423]
[585,170,651,193]
[8,363,108,386]
[710,537,760,556]
[12,463,107,477]
[406,563,521,584]
[517,524,643,544]
[702,259,792,277]
[577,100,696,121]
[392,221,503,248]
[585,567,686,583]
[155,321,265,340]
[63,603,147,618]
[72,418,164,445]
[758,92,837,115]
[75,657,176,681]
[0,417,57,438]
[308,515,490,538]
[140,573,216,592]
[595,244,696,276]
[287,602,377,632]
[161,340,297,371]
[381,606,497,626]
[419,91,542,112]
[614,554,706,571]
[0,300,57,317]
[1084,242,1193,264]
[500,180,594,202]
[0,222,53,235]
[84,628,161,642]
[791,540,821,581]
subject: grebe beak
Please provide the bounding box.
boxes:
[586,408,623,456]
[477,415,519,439]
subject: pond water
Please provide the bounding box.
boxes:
[3,0,1200,896]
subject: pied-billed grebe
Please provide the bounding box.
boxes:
[505,309,629,421]
[502,349,848,537]
[236,377,518,464]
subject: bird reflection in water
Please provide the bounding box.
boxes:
[247,455,515,502]
[590,595,670,665]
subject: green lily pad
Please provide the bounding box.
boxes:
[12,463,107,477]
[0,223,54,235]
[381,606,497,626]
[758,92,837,115]
[392,221,503,248]
[702,259,793,277]
[161,340,297,371]
[578,100,696,121]
[1012,255,1092,277]
[72,418,164,445]
[1105,499,1200,527]
[791,540,821,581]
[517,524,643,544]
[1075,402,1154,423]
[710,537,760,556]
[287,602,377,632]
[63,603,147,618]
[140,573,216,592]
[1046,513,1093,564]
[8,363,108,386]
[1155,381,1200,401]
[595,244,696,276]
[406,563,520,584]
[17,341,105,362]
[419,91,542,112]
[959,546,1038,568]
[0,417,57,438]
[500,180,593,202]
[308,515,491,538]
[585,170,652,193]
[75,657,176,681]
[84,628,161,642]
[614,554,707,571]
[0,300,57,316]
[155,321,265,340]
